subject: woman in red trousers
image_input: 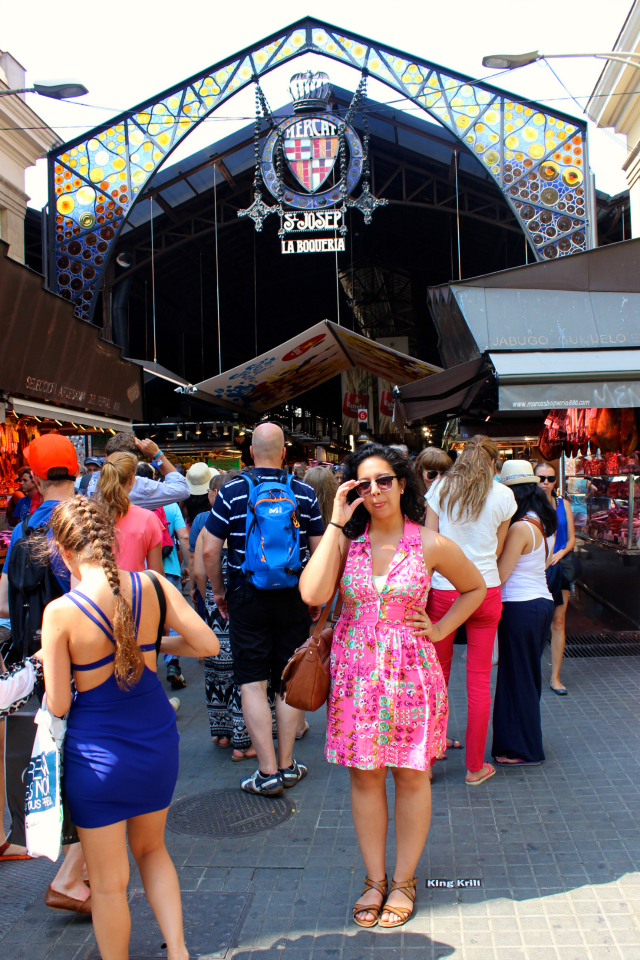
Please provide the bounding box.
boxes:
[425,436,516,785]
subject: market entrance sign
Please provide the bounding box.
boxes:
[47,16,590,323]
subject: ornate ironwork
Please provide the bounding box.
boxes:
[347,182,388,224]
[48,17,590,322]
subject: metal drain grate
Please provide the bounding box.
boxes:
[564,631,640,658]
[167,787,294,838]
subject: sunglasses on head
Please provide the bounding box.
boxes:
[355,474,398,498]
[425,469,442,480]
[539,474,556,483]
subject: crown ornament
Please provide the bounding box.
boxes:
[289,71,331,113]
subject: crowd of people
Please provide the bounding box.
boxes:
[0,423,576,950]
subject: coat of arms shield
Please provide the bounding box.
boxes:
[284,132,339,193]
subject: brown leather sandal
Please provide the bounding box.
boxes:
[352,875,388,928]
[378,876,417,928]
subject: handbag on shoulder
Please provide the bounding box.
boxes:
[280,548,348,712]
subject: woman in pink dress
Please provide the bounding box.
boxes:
[97,453,164,575]
[300,444,485,930]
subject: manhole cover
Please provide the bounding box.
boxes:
[167,788,294,838]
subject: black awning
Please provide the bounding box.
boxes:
[396,357,491,421]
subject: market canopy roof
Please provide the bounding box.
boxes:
[193,320,440,416]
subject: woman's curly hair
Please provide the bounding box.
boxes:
[341,443,425,539]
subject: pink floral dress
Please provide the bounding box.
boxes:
[326,519,448,771]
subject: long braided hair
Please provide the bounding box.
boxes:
[50,497,143,689]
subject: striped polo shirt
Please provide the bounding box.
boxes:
[204,469,324,590]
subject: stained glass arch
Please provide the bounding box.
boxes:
[48,17,590,323]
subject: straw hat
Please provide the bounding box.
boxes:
[497,460,540,486]
[186,462,219,495]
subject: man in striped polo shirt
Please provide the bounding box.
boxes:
[202,422,324,796]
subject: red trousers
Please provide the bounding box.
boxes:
[426,586,503,773]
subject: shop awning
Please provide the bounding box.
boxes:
[8,397,133,431]
[193,320,440,415]
[0,240,144,423]
[490,350,640,410]
[394,357,491,421]
[428,238,640,368]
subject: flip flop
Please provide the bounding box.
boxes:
[231,749,258,762]
[0,841,32,861]
[295,721,310,740]
[549,683,568,696]
[494,758,542,766]
[447,737,463,750]
[465,764,496,786]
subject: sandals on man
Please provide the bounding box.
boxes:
[378,876,417,928]
[353,875,388,927]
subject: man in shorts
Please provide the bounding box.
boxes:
[202,422,323,796]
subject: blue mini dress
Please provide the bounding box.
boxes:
[63,571,179,829]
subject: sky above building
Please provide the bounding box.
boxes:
[2,0,635,209]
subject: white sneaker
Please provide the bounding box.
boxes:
[169,697,180,713]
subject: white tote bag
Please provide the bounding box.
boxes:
[25,698,66,862]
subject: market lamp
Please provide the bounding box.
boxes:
[0,80,89,99]
[482,51,540,69]
[482,50,640,71]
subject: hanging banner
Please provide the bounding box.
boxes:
[378,379,395,434]
[376,338,410,434]
[341,367,372,435]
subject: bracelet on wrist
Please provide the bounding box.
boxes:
[329,521,344,530]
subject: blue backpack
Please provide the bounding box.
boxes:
[242,471,301,590]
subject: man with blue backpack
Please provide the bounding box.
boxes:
[202,422,324,796]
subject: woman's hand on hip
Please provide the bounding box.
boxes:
[331,480,364,528]
[405,603,443,642]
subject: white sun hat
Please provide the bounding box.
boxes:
[186,462,219,494]
[497,460,540,486]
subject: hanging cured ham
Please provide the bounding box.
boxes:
[620,409,639,456]
[595,409,621,452]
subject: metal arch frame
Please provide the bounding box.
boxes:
[48,16,589,324]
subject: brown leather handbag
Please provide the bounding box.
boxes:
[279,549,348,712]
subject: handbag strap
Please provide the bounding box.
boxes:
[311,544,349,640]
[525,516,549,561]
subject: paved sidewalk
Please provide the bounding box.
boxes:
[2,646,640,959]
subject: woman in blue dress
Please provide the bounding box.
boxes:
[41,497,219,960]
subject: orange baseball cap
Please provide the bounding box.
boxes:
[25,434,78,480]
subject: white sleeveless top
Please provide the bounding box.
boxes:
[501,515,553,603]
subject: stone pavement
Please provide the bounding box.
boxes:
[2,645,640,959]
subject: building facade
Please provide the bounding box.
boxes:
[587,0,640,237]
[0,50,60,263]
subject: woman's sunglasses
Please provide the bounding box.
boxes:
[425,469,442,480]
[538,475,556,484]
[355,474,398,498]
